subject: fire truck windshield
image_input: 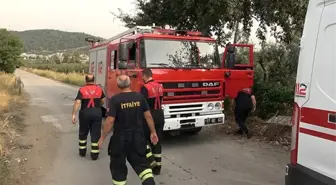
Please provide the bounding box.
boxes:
[142,39,220,69]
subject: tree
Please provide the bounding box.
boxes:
[70,51,80,63]
[113,0,309,44]
[0,29,23,73]
[62,53,70,63]
[50,55,61,64]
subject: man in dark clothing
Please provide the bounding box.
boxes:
[98,75,158,185]
[233,87,256,139]
[140,68,165,175]
[72,73,105,160]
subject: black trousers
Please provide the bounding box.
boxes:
[234,107,251,134]
[109,132,155,185]
[144,109,164,172]
[78,109,102,159]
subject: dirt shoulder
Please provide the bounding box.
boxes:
[0,72,27,185]
[0,73,60,185]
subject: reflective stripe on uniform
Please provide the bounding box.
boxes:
[153,154,161,158]
[79,140,87,150]
[150,161,157,167]
[112,180,126,185]
[139,169,153,182]
[91,150,99,153]
[146,152,153,158]
[156,162,162,166]
[91,143,99,153]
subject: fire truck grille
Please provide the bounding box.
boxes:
[160,81,222,102]
[162,81,220,89]
[164,90,220,96]
[168,103,203,114]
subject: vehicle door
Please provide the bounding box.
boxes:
[106,44,120,105]
[117,39,143,92]
[222,43,254,98]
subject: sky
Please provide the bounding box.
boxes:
[0,0,134,38]
[0,0,271,46]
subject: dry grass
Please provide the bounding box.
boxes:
[218,113,291,150]
[0,72,25,185]
[23,67,85,86]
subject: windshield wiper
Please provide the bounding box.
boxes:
[184,64,210,70]
[150,63,177,69]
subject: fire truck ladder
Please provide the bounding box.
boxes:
[101,25,156,44]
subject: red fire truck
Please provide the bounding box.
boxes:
[86,25,254,134]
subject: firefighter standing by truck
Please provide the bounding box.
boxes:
[72,73,105,160]
[98,75,158,185]
[232,87,256,139]
[140,68,165,175]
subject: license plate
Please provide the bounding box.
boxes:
[205,117,223,124]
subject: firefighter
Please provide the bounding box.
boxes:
[232,87,256,139]
[98,75,158,185]
[72,73,105,160]
[140,68,164,175]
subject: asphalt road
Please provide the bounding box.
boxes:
[15,69,289,185]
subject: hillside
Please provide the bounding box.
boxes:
[10,29,104,53]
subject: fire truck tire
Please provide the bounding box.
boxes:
[184,127,202,135]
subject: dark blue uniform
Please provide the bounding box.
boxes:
[75,84,105,160]
[234,88,253,135]
[107,92,156,185]
[140,79,164,174]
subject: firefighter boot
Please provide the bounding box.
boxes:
[234,128,244,135]
[152,166,161,175]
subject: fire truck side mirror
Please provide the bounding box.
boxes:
[118,43,128,61]
[226,46,236,69]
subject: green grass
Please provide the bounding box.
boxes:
[22,63,88,73]
[23,67,85,86]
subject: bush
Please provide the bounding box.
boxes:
[251,41,299,119]
[0,29,23,73]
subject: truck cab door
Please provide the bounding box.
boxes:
[117,39,143,92]
[222,44,254,98]
[106,46,119,99]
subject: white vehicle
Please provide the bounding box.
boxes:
[285,0,336,184]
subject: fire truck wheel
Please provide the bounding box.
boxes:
[184,127,202,135]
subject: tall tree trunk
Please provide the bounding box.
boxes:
[233,21,240,43]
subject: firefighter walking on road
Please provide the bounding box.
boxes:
[72,73,105,160]
[98,75,158,185]
[232,87,256,139]
[140,68,164,175]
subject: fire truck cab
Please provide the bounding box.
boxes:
[86,26,254,134]
[285,0,336,184]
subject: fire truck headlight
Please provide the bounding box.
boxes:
[215,102,221,110]
[207,103,214,110]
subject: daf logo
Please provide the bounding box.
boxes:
[202,82,220,87]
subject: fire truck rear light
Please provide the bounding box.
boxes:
[290,102,300,165]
